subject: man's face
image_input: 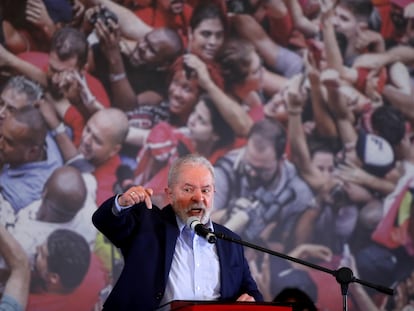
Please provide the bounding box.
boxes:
[242,135,278,189]
[168,70,200,119]
[129,30,176,67]
[311,151,335,181]
[166,163,215,224]
[333,5,359,40]
[31,242,50,291]
[263,84,290,123]
[47,51,79,99]
[0,87,29,127]
[190,18,225,61]
[0,116,31,166]
[243,51,263,92]
[78,113,119,166]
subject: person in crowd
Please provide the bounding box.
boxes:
[38,102,129,206]
[114,39,261,171]
[30,229,89,295]
[92,153,263,310]
[9,165,98,254]
[212,118,314,253]
[89,1,225,106]
[121,53,233,157]
[371,0,414,45]
[0,223,30,311]
[214,38,266,123]
[354,129,414,303]
[79,0,153,40]
[0,76,69,159]
[0,0,76,53]
[0,105,63,213]
[38,97,128,279]
[320,0,411,112]
[91,20,183,109]
[26,228,106,311]
[186,4,287,131]
[85,3,187,167]
[0,26,111,146]
[0,75,43,128]
[184,94,236,162]
[187,1,227,62]
[285,73,361,254]
[325,0,378,67]
[229,11,304,79]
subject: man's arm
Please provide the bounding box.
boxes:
[80,0,152,40]
[37,97,80,163]
[304,49,339,137]
[283,0,319,38]
[229,14,303,78]
[286,74,327,191]
[184,54,253,137]
[0,225,30,310]
[353,45,414,69]
[383,84,414,122]
[322,69,358,147]
[0,44,48,86]
[93,17,138,111]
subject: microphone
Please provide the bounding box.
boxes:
[186,216,217,244]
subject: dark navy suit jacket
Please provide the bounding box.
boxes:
[92,196,263,311]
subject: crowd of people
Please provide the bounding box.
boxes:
[0,0,413,310]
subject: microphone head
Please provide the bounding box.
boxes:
[186,216,201,230]
[186,216,217,243]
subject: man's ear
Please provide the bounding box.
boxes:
[47,271,61,287]
[164,187,173,201]
[26,144,43,163]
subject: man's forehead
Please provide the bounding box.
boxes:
[335,5,354,18]
[178,164,214,179]
[48,51,79,71]
[147,30,170,46]
[1,87,28,106]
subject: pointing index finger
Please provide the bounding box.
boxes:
[144,188,153,209]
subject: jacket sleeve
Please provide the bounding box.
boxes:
[92,195,144,249]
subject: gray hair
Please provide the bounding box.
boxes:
[3,76,43,105]
[167,153,215,187]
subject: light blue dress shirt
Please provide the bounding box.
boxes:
[159,217,221,308]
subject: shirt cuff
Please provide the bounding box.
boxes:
[112,194,134,215]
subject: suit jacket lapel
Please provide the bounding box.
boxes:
[214,223,232,298]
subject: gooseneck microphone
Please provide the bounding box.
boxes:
[186,216,217,244]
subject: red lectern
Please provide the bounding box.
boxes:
[167,300,292,311]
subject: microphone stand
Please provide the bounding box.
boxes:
[214,232,394,311]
